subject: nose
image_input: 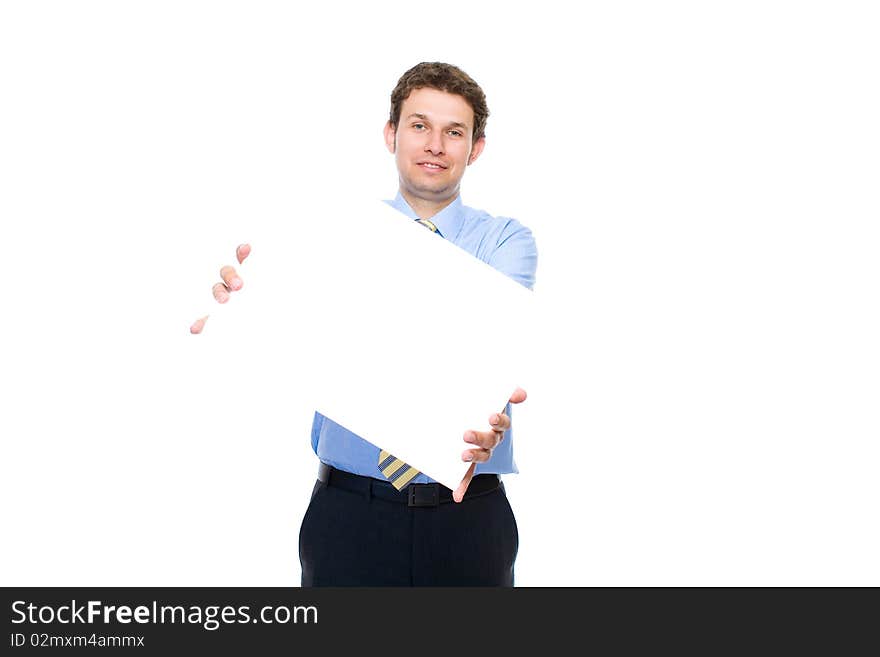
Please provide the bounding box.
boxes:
[424,131,444,156]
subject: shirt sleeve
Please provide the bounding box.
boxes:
[488,218,538,290]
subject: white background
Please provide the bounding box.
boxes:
[1,1,878,586]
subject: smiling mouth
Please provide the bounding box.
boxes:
[418,162,447,170]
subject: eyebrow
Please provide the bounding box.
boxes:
[406,113,469,130]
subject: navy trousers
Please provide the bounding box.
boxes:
[299,467,519,586]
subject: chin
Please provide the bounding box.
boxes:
[414,177,459,195]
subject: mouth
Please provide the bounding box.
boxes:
[417,161,448,171]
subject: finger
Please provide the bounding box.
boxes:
[220,266,243,291]
[190,316,208,334]
[508,387,527,405]
[462,447,492,464]
[489,412,511,432]
[236,243,251,265]
[464,430,502,450]
[453,463,476,503]
[212,282,230,304]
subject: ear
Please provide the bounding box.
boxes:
[467,136,486,165]
[384,121,397,154]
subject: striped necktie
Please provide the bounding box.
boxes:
[415,217,440,233]
[376,216,441,490]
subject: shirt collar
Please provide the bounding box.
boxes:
[388,192,465,242]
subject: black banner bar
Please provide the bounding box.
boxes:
[1,587,874,653]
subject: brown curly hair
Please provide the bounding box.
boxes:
[389,62,489,142]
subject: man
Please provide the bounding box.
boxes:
[191,62,537,585]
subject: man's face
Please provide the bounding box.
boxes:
[384,87,485,205]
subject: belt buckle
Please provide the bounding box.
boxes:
[408,483,440,507]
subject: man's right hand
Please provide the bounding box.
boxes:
[189,243,251,334]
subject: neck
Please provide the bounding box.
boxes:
[400,189,458,219]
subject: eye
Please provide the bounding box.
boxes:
[448,129,463,137]
[412,123,426,130]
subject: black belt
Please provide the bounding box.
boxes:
[317,462,501,507]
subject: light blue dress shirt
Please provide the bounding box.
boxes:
[310,192,538,484]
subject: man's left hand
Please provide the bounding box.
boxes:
[453,387,528,503]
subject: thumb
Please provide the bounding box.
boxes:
[236,243,251,265]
